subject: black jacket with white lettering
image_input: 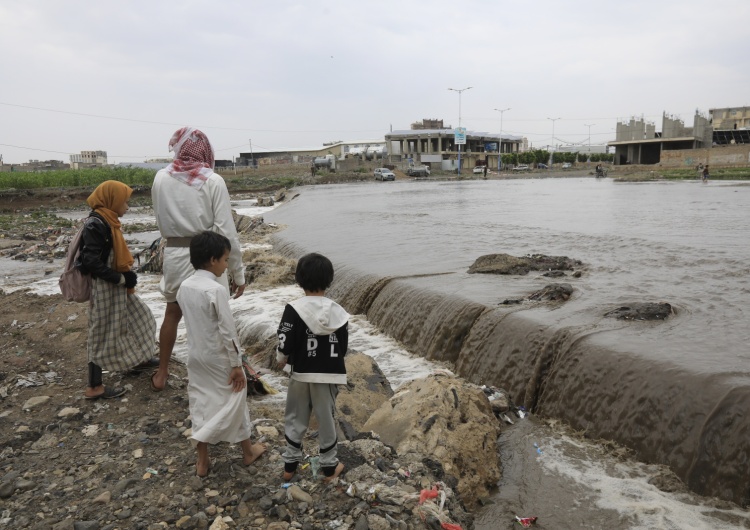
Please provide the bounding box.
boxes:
[276,300,349,385]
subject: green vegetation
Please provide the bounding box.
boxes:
[0,167,157,190]
[500,150,614,166]
[658,167,750,180]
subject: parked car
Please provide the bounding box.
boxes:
[472,165,487,175]
[537,163,549,169]
[512,165,530,171]
[561,162,572,169]
[374,168,395,181]
[407,166,430,177]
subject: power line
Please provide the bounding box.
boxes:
[0,142,165,159]
[0,101,387,134]
[1,140,288,160]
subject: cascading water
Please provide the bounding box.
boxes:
[265,178,750,507]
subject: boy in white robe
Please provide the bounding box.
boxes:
[177,231,265,477]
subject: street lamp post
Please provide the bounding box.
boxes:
[494,107,510,171]
[547,117,560,164]
[584,123,595,161]
[448,87,472,175]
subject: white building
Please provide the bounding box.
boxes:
[70,150,108,166]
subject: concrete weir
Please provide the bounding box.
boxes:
[273,237,750,506]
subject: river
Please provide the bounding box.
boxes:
[263,176,750,528]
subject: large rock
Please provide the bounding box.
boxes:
[336,353,395,439]
[468,253,582,275]
[233,212,264,234]
[604,302,673,321]
[362,373,500,506]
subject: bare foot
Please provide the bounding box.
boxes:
[196,458,210,477]
[150,370,168,392]
[322,462,345,484]
[196,441,210,477]
[243,443,267,466]
[283,471,295,482]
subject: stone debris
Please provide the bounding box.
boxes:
[21,395,50,409]
[0,350,481,529]
[57,407,80,418]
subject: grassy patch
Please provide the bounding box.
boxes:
[0,167,157,190]
[658,167,750,180]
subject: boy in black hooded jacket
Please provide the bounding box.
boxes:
[276,253,349,482]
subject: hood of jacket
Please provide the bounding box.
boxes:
[289,296,349,335]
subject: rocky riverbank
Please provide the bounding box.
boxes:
[0,195,519,530]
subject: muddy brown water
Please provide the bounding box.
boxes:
[264,178,750,510]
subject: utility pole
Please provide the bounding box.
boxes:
[584,123,595,161]
[448,87,472,176]
[494,107,510,171]
[547,117,560,164]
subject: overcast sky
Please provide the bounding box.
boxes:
[1,0,748,164]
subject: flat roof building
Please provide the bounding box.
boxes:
[385,128,523,170]
[608,111,711,165]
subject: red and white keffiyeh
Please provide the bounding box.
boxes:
[166,127,215,190]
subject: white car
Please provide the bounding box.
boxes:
[512,165,530,171]
[561,162,572,169]
[473,166,487,174]
[374,168,395,181]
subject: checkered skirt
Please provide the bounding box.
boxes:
[87,265,156,372]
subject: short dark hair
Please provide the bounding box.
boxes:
[295,253,334,292]
[189,231,231,270]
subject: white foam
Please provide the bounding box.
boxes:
[537,433,750,529]
[232,198,281,218]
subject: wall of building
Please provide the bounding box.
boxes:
[693,112,712,146]
[662,113,689,139]
[710,107,750,130]
[658,145,750,167]
[616,117,656,141]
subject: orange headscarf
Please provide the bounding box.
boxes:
[86,180,134,274]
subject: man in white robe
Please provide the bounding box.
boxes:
[151,127,246,392]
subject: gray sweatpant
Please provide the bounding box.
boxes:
[283,379,339,474]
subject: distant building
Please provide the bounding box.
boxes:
[237,140,386,166]
[411,118,446,130]
[554,143,609,155]
[608,111,711,165]
[70,150,108,168]
[710,106,750,145]
[3,159,70,172]
[385,127,522,171]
